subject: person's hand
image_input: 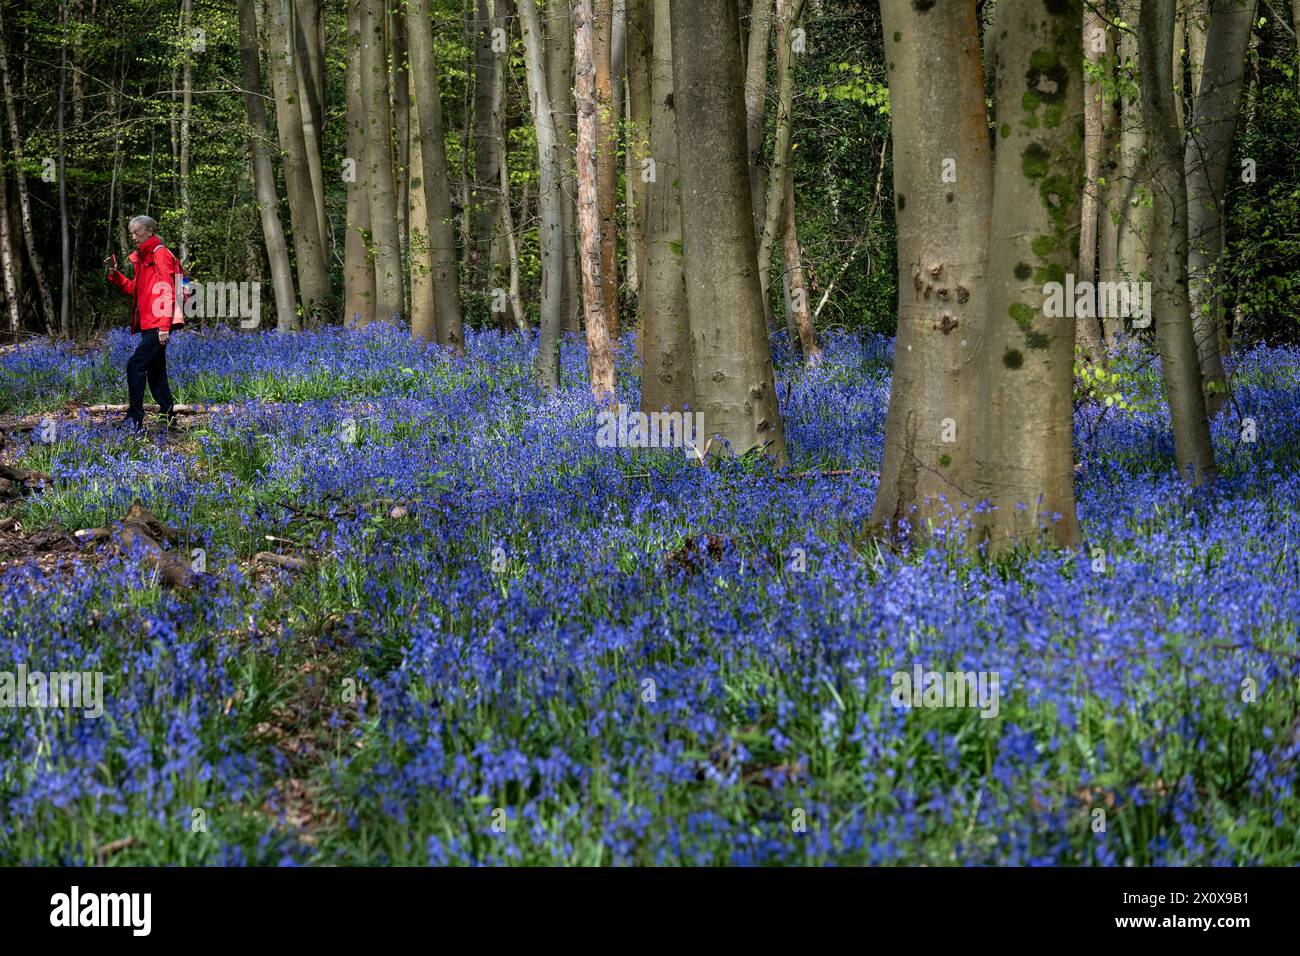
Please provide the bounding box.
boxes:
[104,254,116,274]
[158,330,170,345]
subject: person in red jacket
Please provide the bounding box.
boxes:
[105,215,183,431]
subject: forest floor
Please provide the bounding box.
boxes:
[0,324,1298,865]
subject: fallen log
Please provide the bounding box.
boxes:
[81,403,211,415]
[0,463,49,484]
[254,551,315,573]
[0,515,17,532]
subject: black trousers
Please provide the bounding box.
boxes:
[126,330,175,426]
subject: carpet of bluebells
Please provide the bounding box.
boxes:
[1,325,1298,865]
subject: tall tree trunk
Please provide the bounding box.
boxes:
[640,0,693,414]
[268,0,331,320]
[669,0,786,464]
[977,0,1084,551]
[744,0,774,244]
[407,0,466,352]
[294,0,329,262]
[593,0,621,342]
[390,7,411,262]
[1294,0,1300,98]
[1098,18,1123,342]
[471,0,506,288]
[238,0,299,332]
[544,2,582,333]
[0,8,56,334]
[0,141,21,333]
[1079,5,1107,362]
[518,0,565,387]
[781,164,819,367]
[1185,0,1209,97]
[871,0,991,538]
[408,103,436,341]
[574,0,617,399]
[1184,0,1255,416]
[756,0,804,330]
[344,0,376,327]
[1139,0,1217,483]
[501,148,528,329]
[626,0,652,324]
[180,0,193,264]
[58,0,71,337]
[361,0,405,323]
[1116,0,1152,294]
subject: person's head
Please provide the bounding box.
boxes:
[127,215,157,248]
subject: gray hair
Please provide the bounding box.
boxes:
[128,214,157,235]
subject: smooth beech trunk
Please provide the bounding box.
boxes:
[180,0,193,264]
[407,0,466,352]
[267,0,330,320]
[1098,20,1123,343]
[871,0,991,538]
[238,0,298,332]
[390,9,411,260]
[360,0,405,324]
[574,0,617,399]
[344,0,376,327]
[640,0,693,415]
[1184,0,1255,415]
[518,0,565,387]
[744,0,774,244]
[756,0,804,328]
[472,0,506,287]
[626,0,652,319]
[544,3,583,333]
[977,0,1084,550]
[1116,0,1152,292]
[293,0,329,263]
[1139,0,1217,484]
[1079,6,1107,362]
[408,104,437,341]
[669,0,786,464]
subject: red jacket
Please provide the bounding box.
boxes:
[107,235,185,333]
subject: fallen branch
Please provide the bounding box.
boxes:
[94,836,138,866]
[772,469,877,481]
[74,501,197,588]
[0,516,17,533]
[279,497,419,522]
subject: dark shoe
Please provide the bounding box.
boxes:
[113,415,143,433]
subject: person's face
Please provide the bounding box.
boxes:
[129,221,151,247]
